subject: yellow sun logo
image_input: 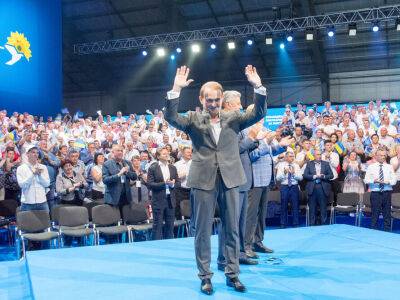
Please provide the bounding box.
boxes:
[6,31,32,61]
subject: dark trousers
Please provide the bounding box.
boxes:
[245,186,268,251]
[218,190,248,266]
[308,184,328,225]
[174,187,191,219]
[192,172,240,280]
[280,185,300,227]
[370,191,392,231]
[152,197,175,240]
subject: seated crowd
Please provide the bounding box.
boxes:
[0,98,399,242]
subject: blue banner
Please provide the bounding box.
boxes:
[0,0,62,117]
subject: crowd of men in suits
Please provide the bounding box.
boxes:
[1,64,400,294]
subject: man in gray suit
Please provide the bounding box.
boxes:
[165,65,267,295]
[103,145,137,213]
[217,91,259,269]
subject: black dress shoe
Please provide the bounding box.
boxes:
[217,264,225,271]
[226,277,246,292]
[201,279,213,295]
[253,244,274,254]
[239,257,258,265]
[245,249,259,259]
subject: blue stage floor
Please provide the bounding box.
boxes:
[1,224,400,300]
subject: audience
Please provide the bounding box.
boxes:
[0,98,399,239]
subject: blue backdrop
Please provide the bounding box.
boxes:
[0,0,61,117]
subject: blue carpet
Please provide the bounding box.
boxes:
[1,224,399,300]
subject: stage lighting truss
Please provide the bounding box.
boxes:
[74,5,400,55]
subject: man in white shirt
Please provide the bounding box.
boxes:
[317,115,338,140]
[17,146,50,211]
[390,144,400,192]
[364,147,397,231]
[378,127,395,151]
[276,151,302,228]
[322,141,340,180]
[174,146,192,219]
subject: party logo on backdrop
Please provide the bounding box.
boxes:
[0,31,32,66]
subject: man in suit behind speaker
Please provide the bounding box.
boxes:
[147,147,180,240]
[164,65,267,295]
[303,149,334,225]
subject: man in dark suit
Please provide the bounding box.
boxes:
[165,65,267,295]
[102,145,137,213]
[147,147,181,240]
[303,149,334,225]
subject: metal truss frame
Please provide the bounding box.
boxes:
[74,5,400,55]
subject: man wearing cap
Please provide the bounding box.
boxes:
[16,146,50,211]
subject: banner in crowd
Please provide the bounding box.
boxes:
[0,0,62,117]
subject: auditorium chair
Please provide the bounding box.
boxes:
[58,206,95,246]
[177,199,191,237]
[16,210,60,259]
[122,203,152,241]
[0,199,18,245]
[92,204,130,245]
[391,193,400,231]
[358,192,371,227]
[330,192,360,225]
[305,192,334,226]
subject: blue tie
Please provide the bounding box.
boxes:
[379,164,384,192]
[288,164,293,186]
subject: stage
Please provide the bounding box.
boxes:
[1,224,400,300]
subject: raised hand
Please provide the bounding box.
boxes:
[245,65,262,88]
[172,66,194,92]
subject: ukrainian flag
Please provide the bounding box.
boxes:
[334,142,346,156]
[73,138,86,149]
[306,150,315,161]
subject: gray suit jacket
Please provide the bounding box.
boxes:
[238,130,257,192]
[165,92,267,190]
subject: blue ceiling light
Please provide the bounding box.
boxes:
[142,50,148,56]
[327,27,335,37]
[286,31,293,42]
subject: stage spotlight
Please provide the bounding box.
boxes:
[156,47,166,57]
[265,36,273,45]
[247,39,253,45]
[305,29,314,41]
[142,50,148,56]
[286,32,293,42]
[191,43,201,53]
[396,18,400,31]
[348,23,357,36]
[372,22,379,32]
[170,54,175,60]
[227,41,235,49]
[327,27,335,37]
[280,43,285,49]
[210,43,217,49]
[176,47,182,53]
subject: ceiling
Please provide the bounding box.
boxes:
[62,0,400,95]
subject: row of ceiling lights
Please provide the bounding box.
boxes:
[142,20,400,59]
